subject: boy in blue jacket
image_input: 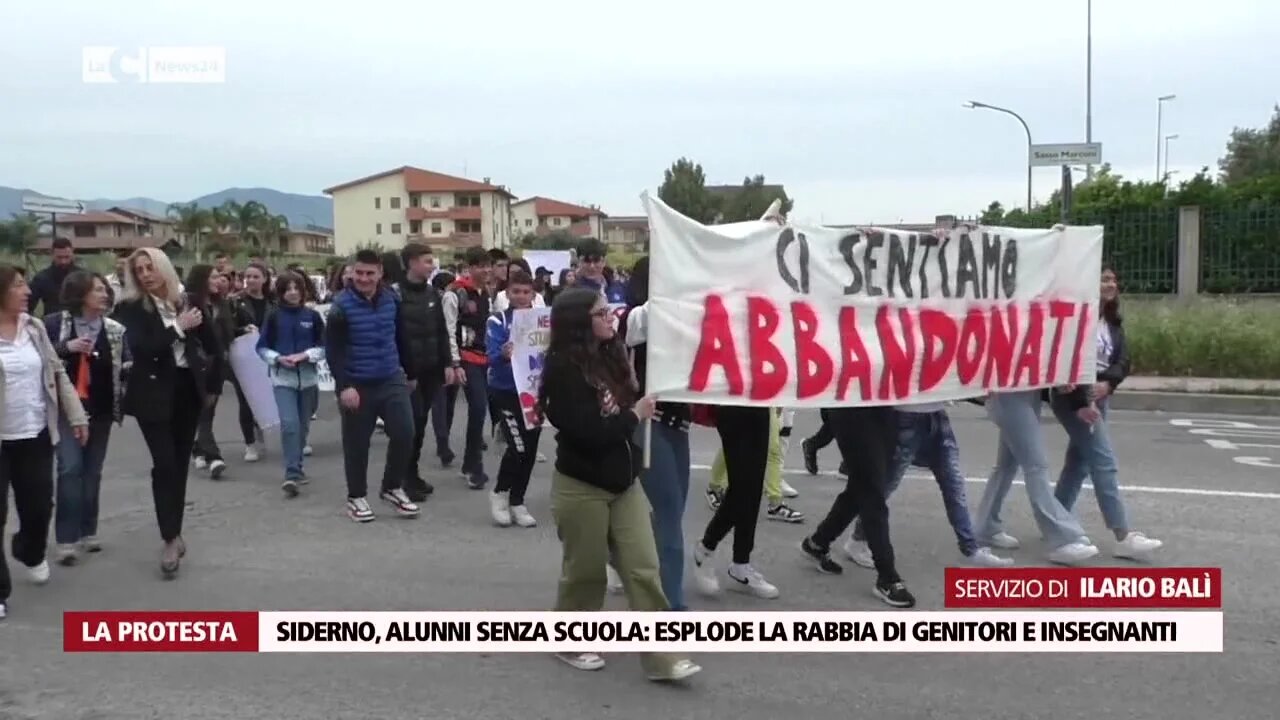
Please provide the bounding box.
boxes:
[485,270,541,528]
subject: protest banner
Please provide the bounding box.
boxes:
[510,307,552,428]
[229,333,281,428]
[522,250,573,286]
[313,303,334,392]
[641,193,1103,407]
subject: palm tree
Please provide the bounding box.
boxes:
[166,202,215,258]
[257,212,289,255]
[220,200,269,250]
[1,212,42,253]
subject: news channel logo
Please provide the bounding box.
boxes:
[82,46,226,84]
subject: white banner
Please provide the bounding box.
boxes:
[643,194,1103,407]
[313,303,334,392]
[229,333,280,429]
[510,307,551,429]
[255,611,1222,653]
[522,250,573,286]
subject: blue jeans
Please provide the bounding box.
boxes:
[637,422,690,611]
[974,391,1088,549]
[854,410,978,555]
[55,416,113,545]
[274,385,319,481]
[1051,397,1128,532]
[460,364,488,474]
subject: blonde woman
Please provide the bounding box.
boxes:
[111,248,222,578]
[0,264,88,620]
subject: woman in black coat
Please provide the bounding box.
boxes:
[110,248,222,578]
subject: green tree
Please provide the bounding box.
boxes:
[166,202,216,258]
[219,200,270,249]
[658,158,718,223]
[0,213,41,254]
[518,230,577,250]
[257,212,290,255]
[716,174,794,223]
[979,201,1005,225]
[1219,105,1280,185]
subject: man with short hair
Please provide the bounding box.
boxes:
[447,247,494,489]
[325,250,420,522]
[396,242,459,502]
[573,238,626,303]
[484,270,541,527]
[28,237,79,315]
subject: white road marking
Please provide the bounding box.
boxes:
[688,464,1280,500]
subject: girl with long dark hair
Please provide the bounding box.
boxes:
[111,248,221,577]
[539,287,700,681]
[229,262,273,462]
[188,265,233,478]
[1049,266,1162,558]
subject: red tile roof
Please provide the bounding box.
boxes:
[515,196,606,218]
[53,211,137,224]
[109,207,172,224]
[323,165,515,198]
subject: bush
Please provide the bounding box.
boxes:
[1125,297,1280,379]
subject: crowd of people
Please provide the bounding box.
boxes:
[0,230,1163,683]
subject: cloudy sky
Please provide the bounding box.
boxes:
[1,0,1277,224]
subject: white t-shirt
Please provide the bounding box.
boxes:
[491,289,546,315]
[0,319,47,440]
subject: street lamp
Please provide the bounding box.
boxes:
[1156,94,1176,180]
[1163,134,1179,182]
[965,100,1033,212]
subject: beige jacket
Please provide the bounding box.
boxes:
[0,315,88,444]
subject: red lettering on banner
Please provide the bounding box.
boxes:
[956,308,987,385]
[1046,301,1076,381]
[791,301,833,399]
[835,307,873,401]
[983,305,1018,388]
[918,308,958,393]
[1069,303,1091,383]
[746,296,788,401]
[688,294,744,396]
[943,567,1222,609]
[875,306,916,401]
[1013,301,1045,387]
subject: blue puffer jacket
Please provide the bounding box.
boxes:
[324,287,414,390]
[256,304,326,389]
[486,308,516,393]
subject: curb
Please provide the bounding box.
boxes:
[1108,391,1280,417]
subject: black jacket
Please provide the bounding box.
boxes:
[1056,315,1130,410]
[27,263,80,316]
[395,278,452,375]
[541,355,641,494]
[111,296,222,422]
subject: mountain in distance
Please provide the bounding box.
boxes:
[0,185,333,229]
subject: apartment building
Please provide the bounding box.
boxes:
[511,196,605,239]
[602,216,649,250]
[40,207,181,252]
[323,166,515,255]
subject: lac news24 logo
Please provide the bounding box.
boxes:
[82,47,226,84]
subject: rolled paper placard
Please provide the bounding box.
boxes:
[643,417,653,469]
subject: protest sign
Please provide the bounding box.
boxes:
[510,307,552,428]
[522,250,573,286]
[313,303,334,392]
[642,193,1103,407]
[229,332,281,428]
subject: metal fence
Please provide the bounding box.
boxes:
[1200,205,1280,294]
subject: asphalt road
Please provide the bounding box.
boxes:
[2,399,1277,720]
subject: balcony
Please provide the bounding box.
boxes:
[447,232,484,247]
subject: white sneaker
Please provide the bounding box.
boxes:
[80,536,102,553]
[244,446,261,463]
[555,652,605,671]
[489,491,512,527]
[1048,542,1099,566]
[27,560,50,585]
[193,456,208,470]
[1114,532,1163,560]
[779,478,799,498]
[209,459,227,479]
[965,547,1014,567]
[648,659,702,682]
[606,565,625,594]
[841,538,875,569]
[302,444,313,457]
[510,505,537,528]
[0,600,6,620]
[379,488,420,518]
[346,497,376,523]
[692,544,720,596]
[54,544,78,566]
[726,564,780,599]
[536,452,547,463]
[986,532,1021,550]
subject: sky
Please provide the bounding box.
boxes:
[1,0,1277,225]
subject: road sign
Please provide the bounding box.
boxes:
[1030,143,1102,167]
[21,195,86,214]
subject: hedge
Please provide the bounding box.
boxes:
[1125,297,1280,379]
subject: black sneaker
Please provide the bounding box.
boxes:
[801,438,819,475]
[282,479,300,498]
[800,537,843,575]
[767,503,804,523]
[704,487,724,510]
[467,470,489,490]
[438,448,455,467]
[874,580,916,608]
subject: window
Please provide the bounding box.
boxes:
[73,224,95,238]
[456,220,481,234]
[391,223,402,235]
[456,194,480,207]
[430,222,442,234]
[410,194,421,208]
[430,196,441,208]
[552,217,562,226]
[376,223,382,234]
[524,218,533,227]
[374,197,381,209]
[390,197,401,209]
[410,220,421,234]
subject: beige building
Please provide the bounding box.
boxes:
[40,207,181,253]
[324,166,515,255]
[511,196,605,239]
[221,225,336,256]
[602,216,649,251]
